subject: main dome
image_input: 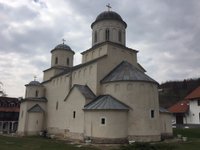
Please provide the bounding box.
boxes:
[91,11,127,28]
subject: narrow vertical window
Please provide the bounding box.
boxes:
[55,57,58,64]
[73,111,76,119]
[35,90,39,97]
[151,110,155,118]
[56,101,58,110]
[67,58,69,66]
[100,117,106,125]
[118,30,122,42]
[105,29,110,41]
[94,31,97,43]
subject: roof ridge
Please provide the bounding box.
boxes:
[100,61,125,83]
[28,104,44,112]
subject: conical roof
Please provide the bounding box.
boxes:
[101,61,158,84]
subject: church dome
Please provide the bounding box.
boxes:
[91,11,127,28]
[28,81,41,86]
[51,43,75,54]
[55,44,71,50]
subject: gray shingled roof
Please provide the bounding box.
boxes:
[101,61,157,84]
[84,95,129,110]
[26,80,41,86]
[51,43,75,54]
[64,84,96,101]
[28,104,44,113]
[75,84,96,99]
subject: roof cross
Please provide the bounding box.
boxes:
[62,38,66,44]
[34,75,37,81]
[106,3,111,11]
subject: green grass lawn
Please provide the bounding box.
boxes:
[0,135,98,150]
[119,128,200,150]
[1,128,200,150]
[173,128,200,138]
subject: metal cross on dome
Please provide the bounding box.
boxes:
[62,38,66,44]
[34,75,37,81]
[106,3,111,11]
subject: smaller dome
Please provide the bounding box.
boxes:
[28,81,41,86]
[51,43,75,54]
[55,43,71,50]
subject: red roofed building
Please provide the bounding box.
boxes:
[0,97,20,133]
[168,86,200,125]
[185,86,200,100]
[168,100,189,124]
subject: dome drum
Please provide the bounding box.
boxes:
[50,43,74,67]
[91,11,127,46]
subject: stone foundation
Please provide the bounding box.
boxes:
[161,133,173,140]
[128,134,161,142]
[47,127,64,135]
[90,137,128,144]
[17,131,40,136]
[64,131,84,141]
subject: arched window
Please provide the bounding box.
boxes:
[67,58,69,66]
[94,31,97,43]
[35,90,39,97]
[55,57,58,64]
[118,30,122,42]
[151,110,155,118]
[105,29,110,41]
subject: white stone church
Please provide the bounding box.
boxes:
[17,9,172,143]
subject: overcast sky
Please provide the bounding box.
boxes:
[0,0,200,97]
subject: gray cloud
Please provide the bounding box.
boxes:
[0,0,200,97]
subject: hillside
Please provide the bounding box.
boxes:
[159,78,200,108]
